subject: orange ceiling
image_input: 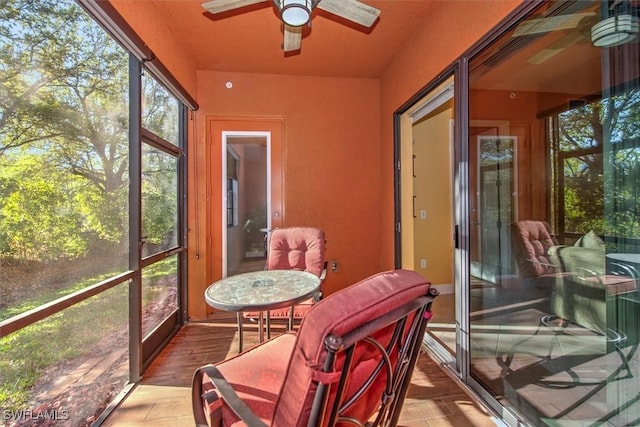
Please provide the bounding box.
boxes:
[148,0,434,78]
[142,0,634,96]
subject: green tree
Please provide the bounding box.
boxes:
[0,0,130,260]
[142,149,178,247]
[1,0,180,260]
[557,90,640,240]
[1,157,87,261]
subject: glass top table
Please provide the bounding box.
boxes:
[205,270,321,351]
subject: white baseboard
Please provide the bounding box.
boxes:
[432,283,453,294]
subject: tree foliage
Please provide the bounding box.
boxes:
[558,90,640,241]
[0,0,179,263]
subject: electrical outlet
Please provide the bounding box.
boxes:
[330,260,338,272]
[420,259,427,269]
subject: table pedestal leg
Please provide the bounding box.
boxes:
[288,306,294,331]
[258,311,265,343]
[266,312,271,340]
[236,312,243,353]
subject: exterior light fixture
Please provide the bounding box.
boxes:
[280,0,312,27]
[591,13,639,47]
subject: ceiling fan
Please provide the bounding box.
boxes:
[512,0,639,64]
[201,0,381,52]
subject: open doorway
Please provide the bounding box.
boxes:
[223,133,270,277]
[397,76,456,356]
[207,116,285,283]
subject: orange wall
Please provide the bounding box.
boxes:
[378,0,521,269]
[188,71,381,318]
[109,0,523,319]
[109,0,198,98]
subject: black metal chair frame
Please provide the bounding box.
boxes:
[193,288,439,427]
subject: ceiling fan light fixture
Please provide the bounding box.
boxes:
[280,0,312,27]
[591,13,639,47]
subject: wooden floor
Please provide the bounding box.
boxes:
[102,310,499,426]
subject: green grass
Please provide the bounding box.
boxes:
[0,283,129,411]
[0,270,120,322]
[0,257,178,412]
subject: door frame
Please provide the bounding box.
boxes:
[221,131,272,277]
[469,120,512,283]
[394,74,457,364]
[207,116,285,287]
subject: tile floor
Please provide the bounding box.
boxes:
[409,285,640,426]
[101,280,640,426]
[101,296,501,426]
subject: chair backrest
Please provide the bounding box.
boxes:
[267,227,326,278]
[272,269,436,427]
[511,220,558,278]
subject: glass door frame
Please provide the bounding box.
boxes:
[393,68,459,367]
[393,3,546,426]
[129,56,188,378]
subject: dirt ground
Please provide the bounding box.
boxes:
[1,254,126,312]
[1,257,177,427]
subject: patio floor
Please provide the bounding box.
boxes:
[101,309,499,426]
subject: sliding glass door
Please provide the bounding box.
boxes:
[0,2,189,423]
[466,1,639,425]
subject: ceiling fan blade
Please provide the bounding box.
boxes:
[527,31,584,65]
[283,25,302,52]
[317,0,381,28]
[201,0,265,14]
[513,12,596,37]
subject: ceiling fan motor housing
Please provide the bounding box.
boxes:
[276,0,319,27]
[591,13,639,47]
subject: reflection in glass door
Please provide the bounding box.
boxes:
[466,1,640,425]
[478,136,516,284]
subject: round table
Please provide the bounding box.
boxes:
[205,270,320,351]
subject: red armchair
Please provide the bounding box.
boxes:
[192,269,438,427]
[511,220,562,286]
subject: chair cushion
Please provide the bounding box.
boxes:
[553,245,605,276]
[272,269,431,426]
[267,227,325,278]
[574,230,606,251]
[205,332,298,426]
[267,298,313,319]
[511,220,558,278]
[242,301,312,322]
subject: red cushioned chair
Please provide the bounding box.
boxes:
[511,220,575,325]
[243,227,327,332]
[511,220,563,287]
[512,221,637,339]
[192,269,438,427]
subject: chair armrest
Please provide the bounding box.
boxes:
[575,266,602,281]
[320,261,328,281]
[609,261,639,279]
[192,364,268,427]
[312,261,328,303]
